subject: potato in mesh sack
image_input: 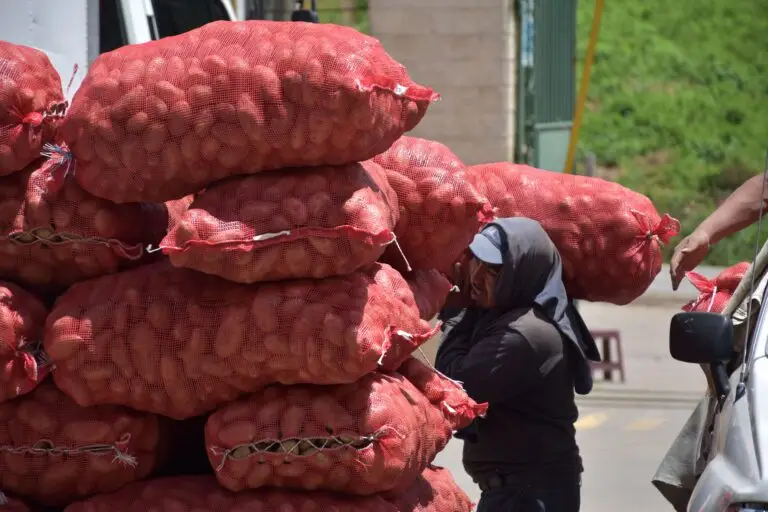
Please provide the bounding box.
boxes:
[405,270,452,321]
[0,42,65,175]
[0,493,30,512]
[204,372,477,495]
[0,157,167,292]
[383,466,473,512]
[59,20,438,203]
[44,261,436,420]
[467,162,680,305]
[161,160,399,283]
[373,136,493,274]
[397,357,487,431]
[0,281,48,405]
[63,475,398,511]
[683,261,750,313]
[0,382,162,507]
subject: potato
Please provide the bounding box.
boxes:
[44,261,433,419]
[63,475,398,511]
[466,162,681,305]
[0,42,65,175]
[373,136,493,275]
[0,382,161,506]
[160,161,398,284]
[205,373,453,495]
[0,280,48,404]
[0,160,168,292]
[382,466,473,512]
[60,21,438,203]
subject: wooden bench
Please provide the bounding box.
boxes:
[589,329,625,383]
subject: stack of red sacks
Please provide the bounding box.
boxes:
[0,21,482,512]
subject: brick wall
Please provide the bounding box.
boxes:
[369,0,517,165]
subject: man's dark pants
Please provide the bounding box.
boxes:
[476,478,581,512]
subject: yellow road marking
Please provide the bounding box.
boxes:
[575,413,608,430]
[625,418,665,431]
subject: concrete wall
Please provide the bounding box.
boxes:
[369,0,517,165]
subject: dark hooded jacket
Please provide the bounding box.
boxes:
[435,217,601,484]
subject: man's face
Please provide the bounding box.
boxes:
[468,257,500,308]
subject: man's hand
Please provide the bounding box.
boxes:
[670,230,711,290]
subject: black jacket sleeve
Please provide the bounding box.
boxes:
[436,309,539,405]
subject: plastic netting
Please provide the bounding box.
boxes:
[161,160,399,283]
[405,270,453,321]
[467,163,681,305]
[0,381,162,506]
[59,20,438,204]
[383,466,473,512]
[397,357,487,431]
[0,157,167,292]
[204,372,454,495]
[0,42,65,175]
[164,194,195,234]
[44,261,436,420]
[683,261,750,313]
[373,136,492,274]
[63,475,399,512]
[0,281,48,405]
[0,494,29,512]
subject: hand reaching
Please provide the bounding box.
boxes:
[670,230,711,290]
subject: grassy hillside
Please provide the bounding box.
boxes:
[576,0,768,265]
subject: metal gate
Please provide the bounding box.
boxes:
[516,0,577,172]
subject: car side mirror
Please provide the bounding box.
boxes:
[670,312,733,364]
[670,312,734,398]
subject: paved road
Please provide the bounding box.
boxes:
[434,397,695,511]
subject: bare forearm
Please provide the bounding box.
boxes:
[696,173,768,244]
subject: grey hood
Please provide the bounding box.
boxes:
[481,217,601,395]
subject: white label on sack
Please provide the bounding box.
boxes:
[394,84,408,96]
[252,230,291,242]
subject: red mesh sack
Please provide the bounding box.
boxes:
[683,261,750,313]
[397,357,487,430]
[0,494,29,512]
[0,42,65,175]
[406,270,453,320]
[0,157,167,292]
[205,372,453,495]
[160,160,399,283]
[467,163,680,305]
[373,136,493,274]
[44,261,436,420]
[63,475,398,512]
[0,382,162,506]
[59,20,438,204]
[164,194,195,234]
[0,281,47,404]
[383,466,473,512]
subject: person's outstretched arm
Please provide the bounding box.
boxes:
[671,172,768,290]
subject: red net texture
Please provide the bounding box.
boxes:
[405,270,452,320]
[683,261,750,313]
[164,194,195,233]
[467,163,681,305]
[204,372,457,495]
[373,136,493,274]
[397,357,487,431]
[383,466,473,512]
[59,20,438,204]
[0,42,65,175]
[160,160,399,283]
[0,281,47,405]
[0,381,163,506]
[63,475,399,512]
[0,157,168,292]
[44,260,436,420]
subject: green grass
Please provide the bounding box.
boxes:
[576,0,768,265]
